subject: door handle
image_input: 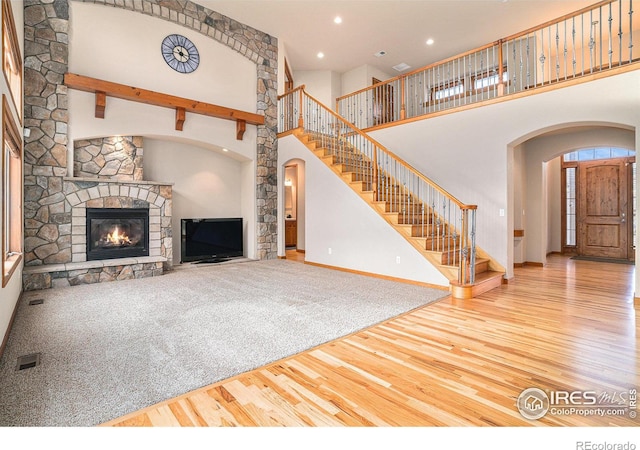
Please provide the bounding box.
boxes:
[621,212,626,223]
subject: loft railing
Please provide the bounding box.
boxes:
[337,0,639,128]
[279,86,478,284]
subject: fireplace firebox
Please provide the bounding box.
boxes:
[86,208,149,261]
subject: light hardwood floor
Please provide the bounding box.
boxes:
[103,255,638,427]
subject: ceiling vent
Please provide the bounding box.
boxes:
[392,63,411,72]
[374,50,387,57]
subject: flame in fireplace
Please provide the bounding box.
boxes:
[106,226,131,246]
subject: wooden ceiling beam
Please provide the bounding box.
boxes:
[64,73,265,140]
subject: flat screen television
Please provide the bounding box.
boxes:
[181,217,243,263]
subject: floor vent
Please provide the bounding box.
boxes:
[16,353,41,371]
[28,299,44,306]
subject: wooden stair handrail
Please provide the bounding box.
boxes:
[503,0,617,43]
[277,84,305,101]
[64,73,265,140]
[298,88,477,211]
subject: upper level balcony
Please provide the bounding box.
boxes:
[331,0,640,132]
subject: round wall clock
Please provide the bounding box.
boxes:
[161,34,200,74]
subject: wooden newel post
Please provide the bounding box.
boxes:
[497,40,505,97]
[459,207,469,284]
[298,87,304,128]
[372,147,379,201]
[400,77,406,120]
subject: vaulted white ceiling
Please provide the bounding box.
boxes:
[198,0,591,75]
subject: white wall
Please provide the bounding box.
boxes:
[69,3,256,112]
[369,71,640,279]
[143,139,249,264]
[341,64,394,96]
[278,135,450,287]
[512,144,526,264]
[293,70,341,109]
[546,157,562,254]
[0,1,23,350]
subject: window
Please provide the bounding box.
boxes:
[473,70,509,91]
[432,81,465,101]
[564,147,635,162]
[2,0,21,123]
[2,95,22,287]
[565,167,576,246]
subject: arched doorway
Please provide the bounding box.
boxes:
[282,159,306,261]
[509,123,636,269]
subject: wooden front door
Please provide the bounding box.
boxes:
[577,159,630,259]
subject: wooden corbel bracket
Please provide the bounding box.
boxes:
[236,119,246,140]
[95,91,106,119]
[175,107,186,131]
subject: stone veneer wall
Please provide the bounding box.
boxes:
[74,136,144,180]
[24,0,71,267]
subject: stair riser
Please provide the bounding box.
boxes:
[397,216,435,225]
[442,255,489,274]
[411,224,449,236]
[381,205,424,214]
[423,239,460,250]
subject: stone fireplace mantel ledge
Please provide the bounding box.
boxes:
[64,177,174,186]
[23,256,168,275]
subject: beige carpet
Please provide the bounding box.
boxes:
[0,259,447,426]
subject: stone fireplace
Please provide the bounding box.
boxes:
[23,136,173,291]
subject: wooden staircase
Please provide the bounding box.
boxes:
[293,128,505,299]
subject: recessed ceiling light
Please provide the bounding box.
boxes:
[374,50,387,57]
[317,52,325,59]
[222,148,229,152]
[426,38,434,46]
[334,16,342,24]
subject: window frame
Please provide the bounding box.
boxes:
[471,66,509,94]
[430,79,465,103]
[2,94,22,287]
[2,0,22,124]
